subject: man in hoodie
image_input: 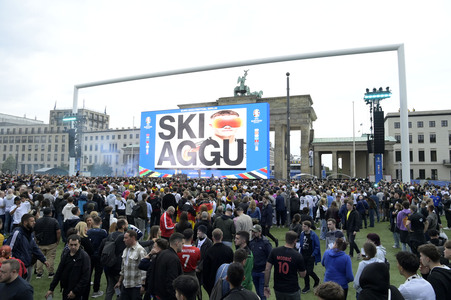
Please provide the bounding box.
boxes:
[299,220,321,294]
[5,214,49,282]
[3,189,16,234]
[365,233,386,262]
[418,243,451,300]
[213,207,235,248]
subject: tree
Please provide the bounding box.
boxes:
[88,164,113,176]
[1,155,16,174]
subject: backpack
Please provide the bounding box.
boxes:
[131,204,141,219]
[210,264,228,300]
[150,197,161,212]
[100,235,118,268]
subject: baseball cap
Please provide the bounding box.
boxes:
[251,224,262,232]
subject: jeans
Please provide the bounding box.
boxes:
[368,209,375,227]
[319,219,327,240]
[134,218,146,239]
[5,212,12,234]
[274,289,301,300]
[105,272,120,300]
[252,271,266,300]
[276,210,287,226]
[90,256,103,293]
[393,232,400,248]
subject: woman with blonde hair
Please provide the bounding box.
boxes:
[74,221,94,256]
[246,199,261,224]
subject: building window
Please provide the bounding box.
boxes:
[48,135,52,143]
[48,145,52,152]
[55,145,58,152]
[118,135,121,140]
[409,135,412,143]
[410,150,413,162]
[431,169,438,180]
[409,122,412,128]
[419,169,425,179]
[34,154,38,161]
[47,154,51,161]
[61,154,65,162]
[62,145,65,152]
[62,135,66,143]
[442,120,448,127]
[28,154,31,161]
[394,122,400,129]
[90,145,93,151]
[41,154,44,161]
[95,145,98,151]
[430,133,436,143]
[112,135,115,140]
[419,150,425,162]
[95,136,98,141]
[449,133,451,145]
[55,136,59,143]
[54,154,58,161]
[395,151,401,162]
[90,136,93,141]
[101,136,104,140]
[418,134,424,143]
[429,120,436,127]
[431,150,437,162]
[106,135,110,140]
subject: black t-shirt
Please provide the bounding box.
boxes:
[409,212,426,241]
[301,232,313,257]
[267,246,306,293]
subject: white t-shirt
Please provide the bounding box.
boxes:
[10,201,31,224]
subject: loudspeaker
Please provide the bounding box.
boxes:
[367,139,373,153]
[373,110,385,153]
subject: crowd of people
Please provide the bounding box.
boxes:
[0,174,450,299]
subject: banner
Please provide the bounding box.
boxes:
[139,103,270,179]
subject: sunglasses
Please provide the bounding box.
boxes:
[212,117,242,129]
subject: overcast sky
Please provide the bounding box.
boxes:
[1,1,450,156]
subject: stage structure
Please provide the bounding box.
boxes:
[70,44,410,182]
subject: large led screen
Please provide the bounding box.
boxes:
[139,103,269,179]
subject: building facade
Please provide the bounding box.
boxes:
[385,110,451,181]
[0,109,139,176]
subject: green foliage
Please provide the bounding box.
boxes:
[88,163,113,176]
[1,155,16,174]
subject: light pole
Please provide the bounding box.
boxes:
[286,72,291,180]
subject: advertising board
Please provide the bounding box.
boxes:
[139,103,269,179]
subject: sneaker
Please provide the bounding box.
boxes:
[36,273,43,279]
[92,291,104,298]
[313,280,320,288]
[301,287,310,294]
[48,273,55,279]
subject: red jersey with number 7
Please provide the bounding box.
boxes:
[177,244,201,273]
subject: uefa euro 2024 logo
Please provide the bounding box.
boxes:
[253,109,260,118]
